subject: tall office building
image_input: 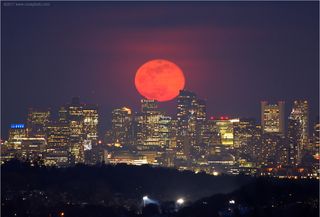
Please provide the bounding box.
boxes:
[261,101,285,135]
[214,117,239,147]
[202,118,220,145]
[312,121,319,159]
[260,133,286,166]
[20,138,47,164]
[233,118,261,163]
[58,106,68,123]
[140,99,164,148]
[2,124,27,161]
[132,112,144,148]
[67,97,85,164]
[59,97,100,164]
[141,99,158,113]
[176,90,206,160]
[111,107,133,147]
[195,99,207,151]
[158,115,176,148]
[176,90,195,158]
[45,122,70,167]
[287,117,301,166]
[289,100,309,152]
[27,108,51,138]
[83,104,99,147]
[7,124,27,150]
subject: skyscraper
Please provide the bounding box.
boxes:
[261,101,285,135]
[214,117,239,147]
[141,99,158,113]
[260,133,286,166]
[287,117,301,166]
[289,100,309,152]
[20,138,47,164]
[111,107,133,147]
[176,90,196,159]
[139,99,163,148]
[8,124,27,150]
[176,90,207,160]
[45,122,70,167]
[61,97,99,165]
[202,118,220,148]
[312,121,319,160]
[27,108,51,138]
[158,115,176,148]
[233,118,261,164]
[260,101,286,166]
[83,104,99,147]
[1,124,27,162]
[67,97,85,164]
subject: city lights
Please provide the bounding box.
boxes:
[1,2,318,217]
[212,171,219,176]
[0,96,318,179]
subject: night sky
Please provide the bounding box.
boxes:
[2,2,319,138]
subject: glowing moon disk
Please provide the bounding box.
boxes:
[135,59,185,102]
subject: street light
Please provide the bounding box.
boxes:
[229,200,235,204]
[143,196,149,200]
[143,195,149,207]
[176,198,184,205]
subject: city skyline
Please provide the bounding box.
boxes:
[2,1,319,138]
[1,2,319,216]
[1,94,317,140]
[2,90,318,178]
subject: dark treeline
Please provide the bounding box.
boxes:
[2,159,252,202]
[177,176,319,217]
[1,160,318,217]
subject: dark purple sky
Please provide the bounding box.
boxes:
[2,2,319,138]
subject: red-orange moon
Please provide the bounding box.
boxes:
[135,59,185,102]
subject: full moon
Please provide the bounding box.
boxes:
[135,59,185,102]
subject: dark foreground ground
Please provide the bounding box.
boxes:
[1,160,319,217]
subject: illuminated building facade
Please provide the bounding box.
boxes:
[133,113,144,148]
[214,117,239,147]
[312,122,320,159]
[176,90,197,158]
[287,117,301,166]
[1,124,27,162]
[58,106,68,123]
[83,104,99,148]
[2,94,318,178]
[260,133,286,166]
[194,99,207,157]
[159,115,176,148]
[45,122,70,167]
[20,138,47,164]
[201,118,220,156]
[261,101,285,135]
[233,118,261,163]
[27,108,51,138]
[176,90,207,160]
[207,145,236,174]
[7,124,27,150]
[289,100,309,152]
[140,99,163,148]
[63,97,99,165]
[111,107,133,147]
[67,97,85,164]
